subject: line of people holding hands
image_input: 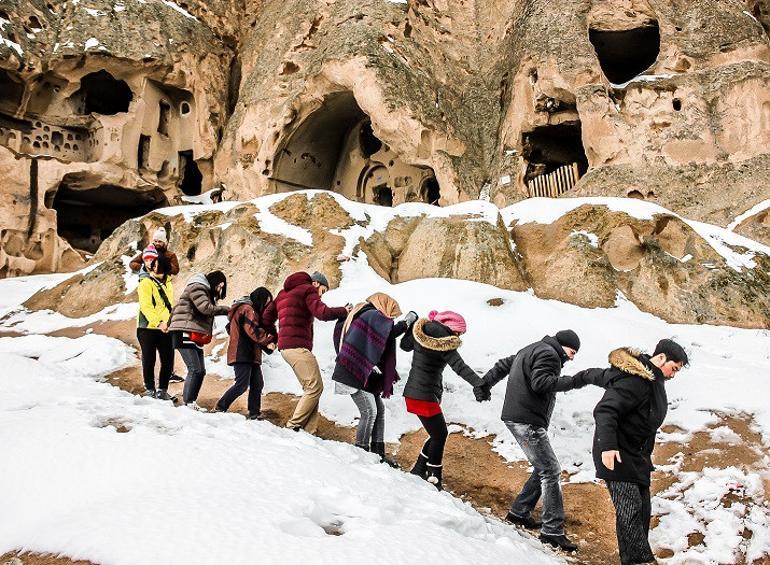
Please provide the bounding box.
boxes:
[134,229,688,564]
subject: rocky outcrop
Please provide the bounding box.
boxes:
[2,0,770,278]
[19,193,770,329]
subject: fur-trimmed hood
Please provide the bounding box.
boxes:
[413,318,462,352]
[608,347,656,381]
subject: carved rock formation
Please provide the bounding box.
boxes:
[1,0,770,276]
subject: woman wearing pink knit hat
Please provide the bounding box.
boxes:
[400,310,490,490]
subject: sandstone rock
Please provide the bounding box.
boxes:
[510,205,770,328]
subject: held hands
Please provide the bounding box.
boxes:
[158,321,169,333]
[403,311,418,326]
[473,383,492,402]
[267,343,276,351]
[601,450,622,471]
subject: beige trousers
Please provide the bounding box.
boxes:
[281,347,323,434]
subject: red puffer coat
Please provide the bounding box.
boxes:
[262,272,348,351]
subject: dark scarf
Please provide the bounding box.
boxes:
[334,306,399,398]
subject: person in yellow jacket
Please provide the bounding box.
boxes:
[136,246,175,400]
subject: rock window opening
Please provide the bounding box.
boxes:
[420,176,441,205]
[523,122,588,197]
[588,23,660,84]
[372,185,393,207]
[74,70,133,115]
[180,101,191,115]
[158,101,171,135]
[52,183,166,253]
[138,135,151,169]
[359,121,382,158]
[178,150,202,196]
[673,98,682,111]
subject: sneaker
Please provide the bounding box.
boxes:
[169,373,185,383]
[155,390,175,401]
[187,401,207,412]
[539,533,578,552]
[506,512,542,529]
[142,389,157,398]
[248,413,267,421]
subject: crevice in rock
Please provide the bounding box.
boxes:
[589,22,660,84]
[227,55,241,117]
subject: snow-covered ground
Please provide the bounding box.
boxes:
[1,191,769,563]
[0,334,558,565]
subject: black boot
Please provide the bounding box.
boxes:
[539,533,578,552]
[355,443,370,452]
[410,450,429,478]
[371,442,399,468]
[506,512,542,529]
[426,463,443,491]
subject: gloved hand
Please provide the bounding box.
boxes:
[403,311,418,326]
[473,384,492,402]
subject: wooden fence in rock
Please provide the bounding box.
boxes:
[527,162,580,198]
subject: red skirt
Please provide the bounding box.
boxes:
[405,397,442,417]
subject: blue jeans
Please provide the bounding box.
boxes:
[505,422,565,535]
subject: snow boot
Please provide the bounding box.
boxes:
[506,512,542,530]
[371,442,399,468]
[410,450,429,478]
[155,390,175,401]
[426,463,443,491]
[539,533,578,552]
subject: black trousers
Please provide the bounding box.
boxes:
[217,363,264,417]
[606,480,655,565]
[136,328,174,391]
[418,412,449,466]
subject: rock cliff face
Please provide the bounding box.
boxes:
[1,0,770,277]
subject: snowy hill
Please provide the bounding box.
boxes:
[1,191,770,564]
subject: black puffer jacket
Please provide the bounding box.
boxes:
[401,318,483,403]
[484,336,585,428]
[590,348,668,486]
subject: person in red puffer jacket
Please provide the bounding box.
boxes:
[262,271,349,434]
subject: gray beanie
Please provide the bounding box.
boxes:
[310,271,330,288]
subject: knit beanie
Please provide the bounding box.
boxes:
[555,329,581,351]
[142,245,158,261]
[152,227,168,243]
[310,271,330,289]
[428,310,467,334]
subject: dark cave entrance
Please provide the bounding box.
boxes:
[73,70,133,115]
[588,23,661,84]
[178,150,203,196]
[52,184,166,253]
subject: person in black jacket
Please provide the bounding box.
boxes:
[402,310,489,491]
[589,339,688,565]
[481,330,587,552]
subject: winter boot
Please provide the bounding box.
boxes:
[355,443,370,452]
[539,533,578,552]
[506,512,542,530]
[426,463,443,491]
[371,442,399,468]
[410,450,429,478]
[142,389,157,398]
[155,390,175,401]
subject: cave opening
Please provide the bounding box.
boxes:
[523,122,588,197]
[138,135,150,169]
[74,70,133,115]
[420,176,441,205]
[271,91,441,206]
[178,150,202,196]
[588,23,660,84]
[158,101,170,135]
[52,184,166,253]
[0,69,25,114]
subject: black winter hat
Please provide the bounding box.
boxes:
[555,329,580,351]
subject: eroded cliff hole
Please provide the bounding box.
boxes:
[270,92,440,206]
[589,22,660,84]
[72,70,133,115]
[51,181,167,253]
[523,122,588,196]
